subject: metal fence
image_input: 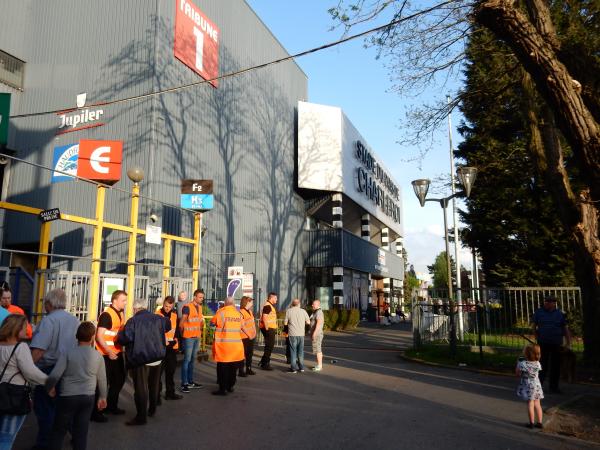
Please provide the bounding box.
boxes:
[35,270,153,321]
[412,287,583,353]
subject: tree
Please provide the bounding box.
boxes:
[427,251,456,290]
[456,27,576,287]
[330,0,600,364]
[404,263,421,296]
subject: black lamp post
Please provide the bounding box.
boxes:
[411,166,477,355]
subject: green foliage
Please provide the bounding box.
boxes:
[323,308,360,331]
[566,308,583,338]
[406,345,518,370]
[456,28,577,287]
[427,252,455,290]
[404,269,420,292]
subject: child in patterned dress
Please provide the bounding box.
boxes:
[516,344,544,428]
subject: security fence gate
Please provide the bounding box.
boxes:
[412,287,583,353]
[35,270,152,321]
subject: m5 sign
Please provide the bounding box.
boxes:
[174,0,220,87]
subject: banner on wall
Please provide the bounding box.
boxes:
[52,144,79,183]
[174,0,220,87]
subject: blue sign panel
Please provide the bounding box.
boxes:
[52,144,79,183]
[180,193,214,210]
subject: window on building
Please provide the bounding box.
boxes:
[0,50,25,90]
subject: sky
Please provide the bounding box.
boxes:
[246,0,476,279]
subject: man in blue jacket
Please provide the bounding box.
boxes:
[532,296,572,394]
[117,298,170,425]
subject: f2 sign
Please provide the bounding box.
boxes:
[174,0,219,87]
[77,140,123,184]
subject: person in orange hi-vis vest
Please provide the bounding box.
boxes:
[210,297,244,396]
[156,296,183,401]
[178,289,205,393]
[258,292,278,370]
[1,282,33,339]
[238,296,257,377]
[92,290,127,422]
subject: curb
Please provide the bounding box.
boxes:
[399,352,513,378]
[400,352,600,387]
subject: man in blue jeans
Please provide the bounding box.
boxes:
[532,296,571,394]
[30,289,79,449]
[179,289,205,392]
[284,299,310,373]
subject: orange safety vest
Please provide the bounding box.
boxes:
[6,304,32,339]
[259,302,277,330]
[97,307,124,355]
[240,308,256,340]
[156,308,179,350]
[210,305,244,363]
[182,302,203,339]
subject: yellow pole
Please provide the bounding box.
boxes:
[88,185,106,321]
[34,221,51,321]
[125,183,140,319]
[192,213,202,290]
[162,238,171,298]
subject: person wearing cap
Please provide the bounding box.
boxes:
[532,296,571,393]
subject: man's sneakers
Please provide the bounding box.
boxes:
[287,369,298,374]
[311,366,322,372]
[180,384,191,393]
[189,382,204,389]
[260,365,273,371]
[246,368,256,375]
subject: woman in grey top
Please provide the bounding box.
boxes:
[46,322,107,450]
[0,315,48,450]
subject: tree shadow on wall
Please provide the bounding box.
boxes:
[242,70,305,301]
[96,15,245,271]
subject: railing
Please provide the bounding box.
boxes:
[412,287,583,354]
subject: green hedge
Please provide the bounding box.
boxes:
[323,308,360,331]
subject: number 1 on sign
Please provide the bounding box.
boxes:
[193,27,204,72]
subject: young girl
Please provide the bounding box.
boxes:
[516,344,544,428]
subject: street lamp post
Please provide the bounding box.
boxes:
[411,166,477,356]
[126,167,144,319]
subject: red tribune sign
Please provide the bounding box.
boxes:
[77,140,123,184]
[174,0,219,87]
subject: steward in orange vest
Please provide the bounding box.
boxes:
[238,296,257,377]
[179,289,205,391]
[156,296,183,400]
[258,292,278,370]
[210,297,244,396]
[0,285,33,339]
[93,290,128,419]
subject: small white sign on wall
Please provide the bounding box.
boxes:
[145,224,162,245]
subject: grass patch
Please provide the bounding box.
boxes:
[461,333,584,353]
[405,344,519,372]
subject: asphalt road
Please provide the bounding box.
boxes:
[13,323,598,450]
